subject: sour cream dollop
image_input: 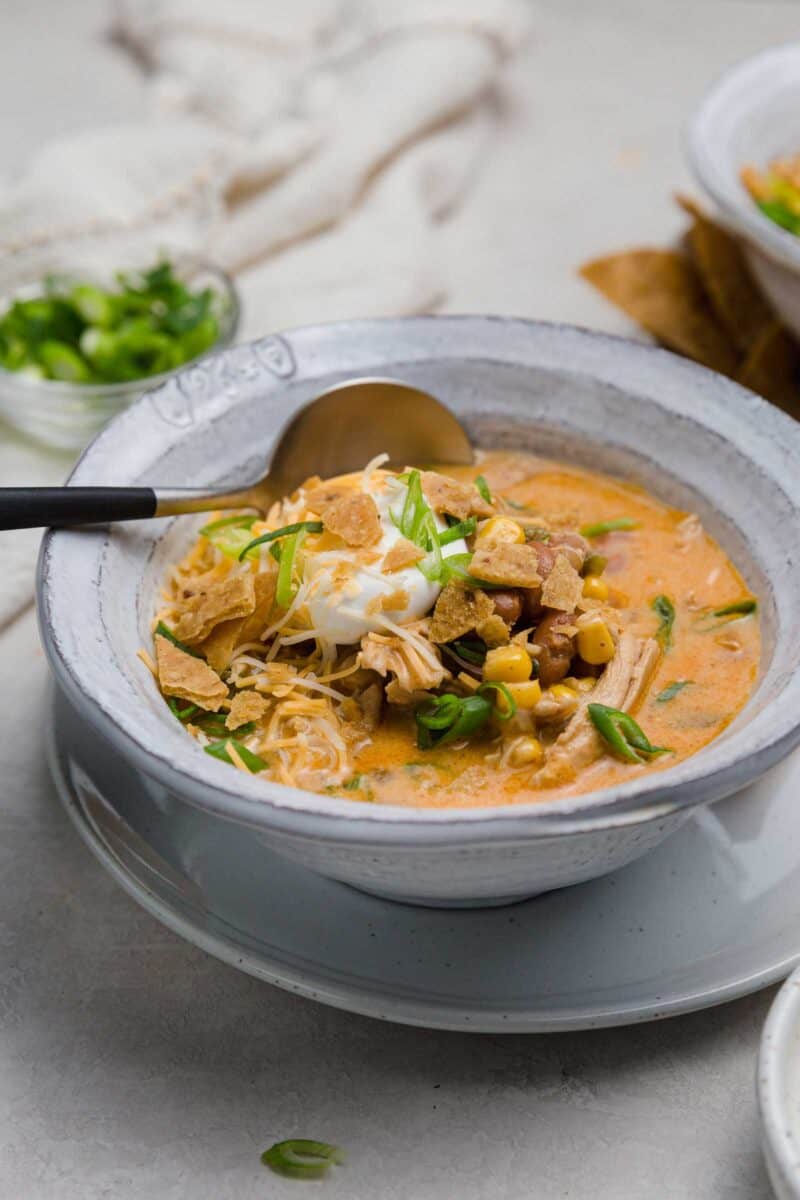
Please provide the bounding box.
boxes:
[303,472,467,645]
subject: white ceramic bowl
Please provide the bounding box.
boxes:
[37,318,800,907]
[687,41,800,340]
[759,967,800,1199]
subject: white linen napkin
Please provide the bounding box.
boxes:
[0,0,531,626]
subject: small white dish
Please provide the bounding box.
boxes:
[760,967,800,1198]
[687,41,800,340]
[49,684,800,1033]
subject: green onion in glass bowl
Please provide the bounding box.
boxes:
[0,250,239,451]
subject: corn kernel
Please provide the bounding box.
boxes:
[509,736,544,768]
[547,683,580,716]
[563,675,596,694]
[577,616,616,665]
[483,644,533,683]
[501,679,542,711]
[582,575,609,601]
[475,516,525,547]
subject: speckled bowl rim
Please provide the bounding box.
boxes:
[759,966,800,1197]
[687,41,800,272]
[37,316,800,844]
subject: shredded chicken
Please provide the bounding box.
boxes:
[535,633,660,787]
[358,626,450,704]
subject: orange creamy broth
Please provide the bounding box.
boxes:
[350,451,760,808]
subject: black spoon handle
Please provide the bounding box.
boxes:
[0,487,158,530]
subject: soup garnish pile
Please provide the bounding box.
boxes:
[141,451,759,808]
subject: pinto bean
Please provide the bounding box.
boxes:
[534,610,577,687]
[519,542,555,623]
[549,532,590,571]
[491,589,522,626]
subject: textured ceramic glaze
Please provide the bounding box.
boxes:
[49,684,800,1031]
[687,42,800,339]
[37,318,800,906]
[759,967,800,1199]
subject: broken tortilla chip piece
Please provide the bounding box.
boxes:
[155,634,228,710]
[737,321,800,416]
[580,249,739,376]
[541,554,584,611]
[429,583,495,644]
[475,613,510,647]
[173,573,256,645]
[365,588,411,616]
[382,537,425,573]
[226,690,268,730]
[421,471,494,521]
[305,480,356,513]
[319,492,382,547]
[469,542,542,588]
[677,195,774,353]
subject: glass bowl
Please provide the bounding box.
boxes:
[0,243,239,450]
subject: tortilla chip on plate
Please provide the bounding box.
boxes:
[580,249,739,376]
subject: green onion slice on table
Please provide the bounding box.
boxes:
[261,1139,344,1180]
[588,703,670,764]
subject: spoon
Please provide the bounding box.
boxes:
[0,378,474,531]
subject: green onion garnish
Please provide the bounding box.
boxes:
[200,514,258,558]
[580,517,639,538]
[414,683,515,749]
[261,1140,344,1180]
[757,199,800,236]
[0,260,222,384]
[438,516,476,545]
[200,513,257,536]
[651,594,676,651]
[712,599,757,618]
[155,620,200,658]
[167,698,198,721]
[204,739,267,773]
[343,774,363,790]
[588,703,670,764]
[475,474,492,504]
[656,680,692,703]
[447,636,487,664]
[238,520,323,562]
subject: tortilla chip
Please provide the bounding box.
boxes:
[226,690,268,730]
[678,195,774,352]
[240,571,278,639]
[469,543,542,588]
[382,537,425,573]
[580,249,739,376]
[155,635,228,711]
[319,492,382,547]
[541,554,584,611]
[421,472,494,521]
[366,588,410,615]
[201,618,245,674]
[736,321,800,415]
[429,583,494,643]
[475,613,510,647]
[173,573,256,645]
[305,480,356,513]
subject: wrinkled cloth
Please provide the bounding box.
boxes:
[0,0,530,626]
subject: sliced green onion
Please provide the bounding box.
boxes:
[656,680,692,703]
[757,199,800,236]
[200,513,257,537]
[261,1140,344,1180]
[438,552,504,590]
[580,517,639,538]
[167,698,198,721]
[448,637,487,664]
[438,516,476,545]
[155,620,200,658]
[477,680,517,720]
[414,692,494,749]
[398,469,427,542]
[238,520,323,562]
[651,594,676,651]
[343,774,363,791]
[416,512,445,582]
[588,703,670,764]
[204,739,267,773]
[474,474,492,504]
[712,599,757,618]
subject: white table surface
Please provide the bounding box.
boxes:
[2,3,799,1197]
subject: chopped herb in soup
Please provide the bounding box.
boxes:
[140,450,760,808]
